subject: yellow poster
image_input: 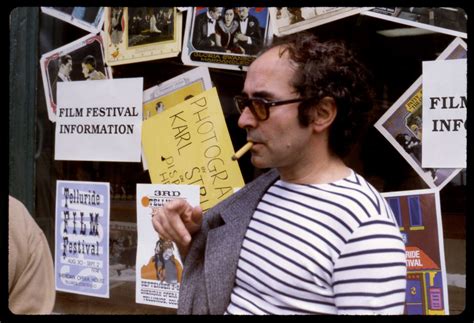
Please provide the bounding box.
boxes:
[142,87,245,212]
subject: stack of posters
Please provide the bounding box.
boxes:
[142,87,245,213]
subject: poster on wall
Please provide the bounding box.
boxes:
[41,7,105,34]
[181,7,272,71]
[54,77,143,162]
[142,87,245,212]
[55,180,110,298]
[268,7,372,36]
[142,66,213,121]
[40,32,112,123]
[374,37,466,190]
[103,7,183,66]
[110,221,137,289]
[135,184,199,308]
[361,7,467,39]
[421,59,466,168]
[141,66,213,170]
[382,189,448,315]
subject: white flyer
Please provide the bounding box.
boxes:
[422,59,467,168]
[54,77,143,162]
[135,184,200,308]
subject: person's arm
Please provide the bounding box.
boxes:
[332,221,407,314]
[8,196,55,314]
[152,199,203,259]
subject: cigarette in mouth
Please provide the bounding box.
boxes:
[231,142,254,161]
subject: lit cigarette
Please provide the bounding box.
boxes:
[231,142,253,161]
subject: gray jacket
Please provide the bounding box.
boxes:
[177,169,279,314]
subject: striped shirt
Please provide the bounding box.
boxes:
[225,170,406,315]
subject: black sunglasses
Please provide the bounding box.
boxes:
[233,96,308,121]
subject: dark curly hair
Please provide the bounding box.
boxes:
[264,32,374,158]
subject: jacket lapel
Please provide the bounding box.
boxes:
[203,169,279,314]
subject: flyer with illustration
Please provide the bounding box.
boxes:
[142,87,245,212]
[136,184,200,308]
[55,180,110,298]
[374,37,466,190]
[382,189,448,315]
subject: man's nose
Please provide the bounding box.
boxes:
[237,107,258,129]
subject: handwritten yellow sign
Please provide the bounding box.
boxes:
[142,87,245,212]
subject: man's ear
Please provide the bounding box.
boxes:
[311,96,337,132]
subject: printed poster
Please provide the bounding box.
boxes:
[55,180,110,298]
[421,59,467,168]
[141,66,213,170]
[382,189,448,315]
[142,87,245,212]
[181,7,272,71]
[142,66,213,121]
[54,77,143,162]
[40,33,112,122]
[374,37,466,190]
[110,221,137,289]
[361,7,467,39]
[136,184,200,308]
[269,7,372,36]
[104,7,182,66]
[41,7,105,34]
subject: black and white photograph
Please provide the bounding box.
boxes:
[181,7,272,71]
[104,7,182,66]
[40,33,112,122]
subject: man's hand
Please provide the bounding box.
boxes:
[152,199,202,258]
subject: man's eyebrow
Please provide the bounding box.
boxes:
[241,91,274,98]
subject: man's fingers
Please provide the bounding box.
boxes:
[152,199,195,246]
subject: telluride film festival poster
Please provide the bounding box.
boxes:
[135,184,200,308]
[55,180,110,298]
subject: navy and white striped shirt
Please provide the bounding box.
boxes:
[225,170,406,315]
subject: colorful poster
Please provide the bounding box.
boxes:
[382,189,448,315]
[41,7,105,34]
[181,7,272,71]
[54,77,143,162]
[374,37,466,189]
[269,7,372,36]
[421,59,466,168]
[136,184,200,308]
[55,180,110,298]
[40,33,112,122]
[103,7,183,66]
[142,87,245,212]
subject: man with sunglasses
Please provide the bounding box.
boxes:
[153,31,406,315]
